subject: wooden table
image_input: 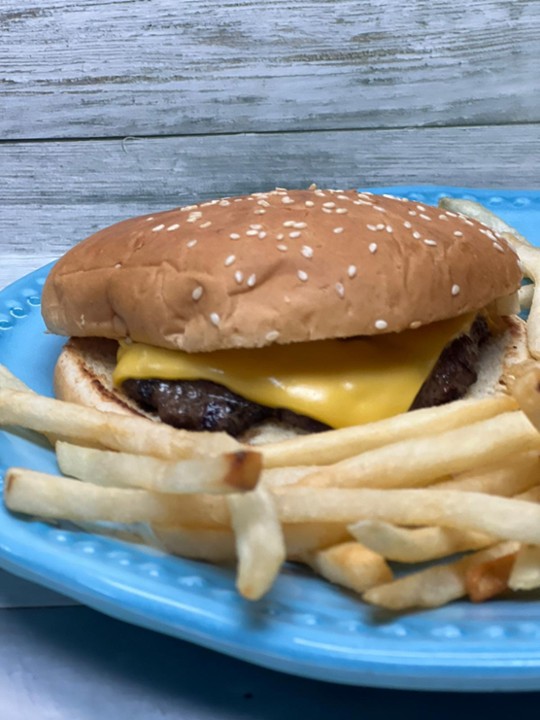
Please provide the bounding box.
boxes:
[1,1,540,715]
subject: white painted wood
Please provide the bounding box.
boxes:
[1,124,538,262]
[1,0,539,139]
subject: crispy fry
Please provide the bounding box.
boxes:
[0,364,34,393]
[508,545,540,591]
[0,389,239,459]
[273,487,540,544]
[282,523,350,558]
[512,364,540,433]
[261,395,515,468]
[433,451,540,494]
[298,412,539,489]
[56,442,261,494]
[4,468,230,526]
[465,551,518,602]
[349,521,492,563]
[363,542,520,610]
[301,542,392,593]
[153,525,237,562]
[228,488,285,600]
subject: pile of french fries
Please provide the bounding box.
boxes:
[2,199,540,612]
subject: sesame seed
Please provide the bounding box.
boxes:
[265,330,280,342]
[375,319,388,330]
[233,198,243,203]
[210,312,220,326]
[219,200,230,207]
[181,205,198,212]
[408,210,417,216]
[282,196,294,204]
[446,211,458,218]
[419,214,431,221]
[335,282,345,298]
[187,212,202,223]
[451,284,461,296]
[258,231,267,239]
[246,229,258,236]
[347,265,357,278]
[257,199,270,207]
[224,254,236,266]
[152,224,165,232]
[250,224,263,230]
[229,233,240,240]
[373,205,386,212]
[186,239,197,248]
[297,270,309,282]
[424,239,437,246]
[386,225,393,233]
[277,244,288,252]
[417,205,426,211]
[336,208,348,214]
[464,219,475,226]
[438,214,449,221]
[114,263,122,269]
[275,186,287,191]
[369,242,378,253]
[333,227,344,234]
[283,220,296,227]
[413,231,422,239]
[167,223,180,231]
[382,194,396,199]
[254,209,266,215]
[354,199,373,206]
[301,245,314,258]
[294,222,307,229]
[192,286,204,301]
[367,224,378,231]
[493,242,505,253]
[322,207,333,214]
[200,221,212,229]
[337,194,350,201]
[145,216,155,221]
[376,223,385,230]
[289,231,302,238]
[277,233,285,240]
[314,190,326,197]
[247,274,257,287]
[234,271,244,284]
[453,230,464,237]
[403,221,412,229]
[409,321,422,329]
[305,200,315,207]
[323,202,336,208]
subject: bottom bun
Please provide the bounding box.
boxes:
[54,316,529,445]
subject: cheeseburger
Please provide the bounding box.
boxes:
[42,188,526,442]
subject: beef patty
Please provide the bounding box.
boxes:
[122,316,490,437]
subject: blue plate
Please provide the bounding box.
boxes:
[1,186,540,692]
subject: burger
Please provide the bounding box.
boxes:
[41,188,527,444]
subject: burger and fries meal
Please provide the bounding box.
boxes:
[3,187,540,609]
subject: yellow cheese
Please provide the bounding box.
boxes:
[114,314,474,428]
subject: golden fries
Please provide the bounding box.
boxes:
[0,388,239,459]
[508,545,540,591]
[301,542,392,594]
[261,395,515,467]
[464,551,517,603]
[56,442,261,494]
[228,488,285,600]
[297,412,539,489]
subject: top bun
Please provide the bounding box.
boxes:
[42,189,522,353]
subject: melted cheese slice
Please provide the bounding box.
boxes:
[114,314,474,428]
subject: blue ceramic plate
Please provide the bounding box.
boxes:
[1,187,540,692]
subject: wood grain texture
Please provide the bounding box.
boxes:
[1,0,539,139]
[1,124,538,260]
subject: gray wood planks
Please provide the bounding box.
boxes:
[2,124,538,258]
[1,0,539,139]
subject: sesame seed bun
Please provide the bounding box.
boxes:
[42,189,522,352]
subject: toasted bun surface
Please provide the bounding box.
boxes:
[53,316,529,443]
[42,189,522,353]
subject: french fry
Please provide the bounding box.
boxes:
[0,389,239,459]
[227,487,286,600]
[349,521,492,563]
[273,487,540,544]
[363,542,519,610]
[433,451,540,494]
[519,283,534,311]
[261,395,515,468]
[301,542,392,594]
[512,364,540,433]
[298,411,539,489]
[0,364,34,393]
[153,525,237,562]
[465,551,518,603]
[4,468,230,527]
[56,442,261,494]
[508,545,540,591]
[282,523,350,558]
[439,197,540,358]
